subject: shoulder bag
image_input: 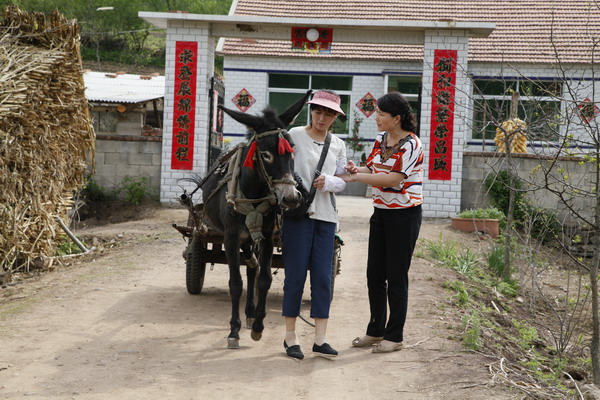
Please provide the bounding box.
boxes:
[283,133,331,219]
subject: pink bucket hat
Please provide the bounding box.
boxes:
[307,91,346,116]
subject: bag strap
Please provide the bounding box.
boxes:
[306,133,332,205]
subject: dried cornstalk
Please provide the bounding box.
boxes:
[0,5,95,273]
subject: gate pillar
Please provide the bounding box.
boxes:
[420,30,470,217]
[160,21,215,203]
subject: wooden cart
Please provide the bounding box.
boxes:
[172,202,343,296]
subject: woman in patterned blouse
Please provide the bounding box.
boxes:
[342,91,424,353]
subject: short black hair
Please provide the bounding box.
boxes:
[377,92,417,134]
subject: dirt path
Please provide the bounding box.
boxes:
[0,196,514,400]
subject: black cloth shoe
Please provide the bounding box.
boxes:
[284,341,304,360]
[312,342,338,358]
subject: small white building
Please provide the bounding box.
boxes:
[83,71,165,191]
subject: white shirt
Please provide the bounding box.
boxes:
[288,126,347,224]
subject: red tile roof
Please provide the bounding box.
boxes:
[221,0,600,64]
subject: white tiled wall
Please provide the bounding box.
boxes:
[160,24,597,215]
[161,21,214,204]
[222,56,422,146]
[419,30,470,217]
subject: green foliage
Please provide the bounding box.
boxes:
[81,176,155,206]
[55,234,85,256]
[453,248,479,276]
[81,176,117,203]
[457,207,505,220]
[520,202,561,243]
[462,312,483,351]
[497,280,518,297]
[117,176,153,205]
[484,170,526,222]
[80,46,165,68]
[347,111,366,158]
[5,0,233,69]
[425,236,457,264]
[443,280,470,307]
[487,245,506,277]
[425,237,479,277]
[513,318,539,349]
[484,171,560,243]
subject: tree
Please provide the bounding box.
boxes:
[0,0,233,67]
[463,24,600,385]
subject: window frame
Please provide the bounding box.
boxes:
[470,77,563,146]
[267,73,352,136]
[383,73,422,133]
[92,110,118,134]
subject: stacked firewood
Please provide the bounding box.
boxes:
[0,6,95,273]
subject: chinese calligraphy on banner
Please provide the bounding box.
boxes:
[428,49,457,181]
[171,41,198,170]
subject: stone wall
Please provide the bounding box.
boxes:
[461,152,596,224]
[93,131,162,193]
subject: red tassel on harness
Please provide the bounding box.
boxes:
[278,137,294,155]
[243,141,257,169]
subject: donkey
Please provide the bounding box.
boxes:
[198,90,311,348]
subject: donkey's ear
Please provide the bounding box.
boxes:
[278,89,313,127]
[218,105,263,130]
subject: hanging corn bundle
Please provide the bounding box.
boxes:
[494,118,528,153]
[0,6,95,274]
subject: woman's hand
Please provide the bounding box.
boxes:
[345,160,359,174]
[313,175,326,190]
[339,174,355,183]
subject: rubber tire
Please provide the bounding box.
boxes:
[186,234,206,295]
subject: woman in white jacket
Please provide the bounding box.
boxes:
[281,90,347,360]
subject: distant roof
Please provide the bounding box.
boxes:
[221,0,600,64]
[83,71,165,104]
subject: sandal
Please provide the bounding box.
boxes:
[372,341,403,353]
[351,335,383,347]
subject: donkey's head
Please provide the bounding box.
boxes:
[218,90,312,209]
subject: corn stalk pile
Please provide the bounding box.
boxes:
[0,6,95,273]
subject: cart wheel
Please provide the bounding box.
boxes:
[186,233,206,295]
[330,236,342,302]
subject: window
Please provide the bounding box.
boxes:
[386,74,422,130]
[92,111,117,133]
[472,79,562,142]
[268,73,351,134]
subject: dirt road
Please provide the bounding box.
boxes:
[0,196,514,400]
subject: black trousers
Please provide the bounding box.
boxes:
[365,205,422,343]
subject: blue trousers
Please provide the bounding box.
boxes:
[282,216,336,319]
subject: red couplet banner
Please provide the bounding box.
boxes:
[428,49,457,181]
[171,41,198,170]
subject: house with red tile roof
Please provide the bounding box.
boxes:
[140,0,599,218]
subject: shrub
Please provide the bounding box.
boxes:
[484,170,527,222]
[488,245,506,277]
[118,176,153,205]
[457,207,505,220]
[425,236,457,264]
[462,312,483,351]
[521,202,560,243]
[81,176,116,203]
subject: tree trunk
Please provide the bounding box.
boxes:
[591,250,600,385]
[502,92,519,281]
[591,139,600,385]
